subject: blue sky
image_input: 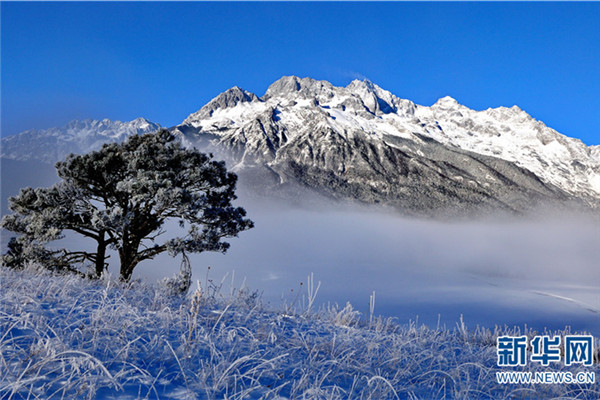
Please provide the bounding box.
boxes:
[2,2,599,145]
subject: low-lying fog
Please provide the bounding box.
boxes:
[140,198,600,335]
[2,158,598,334]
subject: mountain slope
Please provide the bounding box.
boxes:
[1,118,161,164]
[172,76,599,215]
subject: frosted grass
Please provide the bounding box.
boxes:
[1,266,598,399]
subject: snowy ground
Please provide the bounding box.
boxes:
[1,267,598,399]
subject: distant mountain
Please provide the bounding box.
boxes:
[1,118,161,164]
[172,76,599,216]
[3,77,599,216]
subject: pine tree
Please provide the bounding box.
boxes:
[2,129,253,281]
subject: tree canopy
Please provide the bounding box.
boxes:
[2,129,253,281]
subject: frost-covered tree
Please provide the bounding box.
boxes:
[2,180,110,276]
[2,129,253,281]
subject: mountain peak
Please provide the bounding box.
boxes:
[346,79,398,114]
[185,86,260,122]
[215,86,259,105]
[484,104,534,123]
[129,117,159,131]
[1,117,161,163]
[346,78,376,92]
[61,118,160,132]
[132,116,152,123]
[265,76,302,95]
[263,76,335,100]
[432,96,461,108]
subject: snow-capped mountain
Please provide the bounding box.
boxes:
[173,76,599,215]
[3,77,598,216]
[1,118,161,164]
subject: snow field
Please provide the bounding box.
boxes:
[1,266,598,399]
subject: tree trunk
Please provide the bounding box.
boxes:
[119,254,137,282]
[94,233,107,278]
[118,237,140,282]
